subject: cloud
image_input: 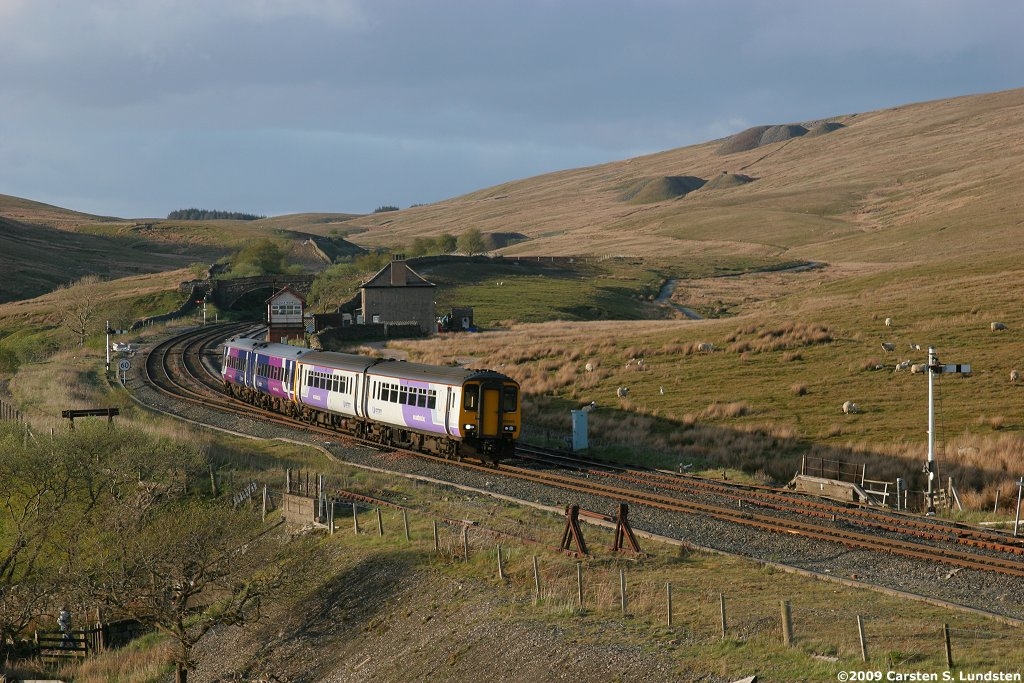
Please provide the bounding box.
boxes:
[2,0,1024,216]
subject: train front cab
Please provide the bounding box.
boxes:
[460,374,519,461]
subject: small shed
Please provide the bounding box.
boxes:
[266,286,306,343]
[439,306,475,332]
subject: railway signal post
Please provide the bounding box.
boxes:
[925,347,971,515]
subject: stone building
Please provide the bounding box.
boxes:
[359,257,436,335]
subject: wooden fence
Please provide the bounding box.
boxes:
[287,479,1024,670]
[32,619,148,664]
[0,397,24,423]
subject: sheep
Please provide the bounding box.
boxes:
[1011,369,1020,383]
[880,342,895,353]
[911,363,928,374]
[842,401,859,414]
[584,362,594,372]
[894,359,912,372]
[884,317,893,327]
[616,386,630,399]
[697,342,714,353]
[908,342,921,351]
[991,322,1008,331]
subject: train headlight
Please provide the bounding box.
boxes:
[464,424,476,431]
[503,425,516,432]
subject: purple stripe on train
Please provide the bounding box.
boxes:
[298,363,335,410]
[223,347,246,386]
[255,354,290,399]
[399,380,448,436]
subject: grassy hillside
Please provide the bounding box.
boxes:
[0,200,365,303]
[5,88,1024,506]
[338,88,1024,271]
[7,89,1024,680]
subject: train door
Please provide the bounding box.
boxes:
[465,381,502,437]
[353,374,362,418]
[282,359,294,400]
[481,382,502,437]
[244,350,256,388]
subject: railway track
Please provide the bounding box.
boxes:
[515,444,1024,557]
[137,326,1024,588]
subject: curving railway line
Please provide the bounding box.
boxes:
[134,325,1024,618]
[514,445,1024,558]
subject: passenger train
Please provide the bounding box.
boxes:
[220,338,520,463]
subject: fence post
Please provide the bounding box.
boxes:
[944,623,954,667]
[666,582,673,627]
[352,503,359,534]
[462,525,469,562]
[857,615,868,662]
[533,556,541,604]
[720,593,727,638]
[433,521,439,552]
[497,544,504,580]
[781,601,793,646]
[619,568,627,616]
[576,562,583,610]
[376,508,384,537]
[403,509,410,542]
[95,607,106,652]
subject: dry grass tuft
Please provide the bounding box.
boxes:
[57,639,173,683]
[700,401,753,420]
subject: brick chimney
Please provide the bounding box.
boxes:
[390,257,407,286]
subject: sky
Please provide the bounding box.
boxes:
[1,0,1023,219]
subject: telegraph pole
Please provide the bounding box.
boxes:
[925,347,971,515]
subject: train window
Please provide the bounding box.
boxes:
[417,390,427,408]
[463,384,478,411]
[428,391,437,410]
[399,387,409,404]
[503,386,518,412]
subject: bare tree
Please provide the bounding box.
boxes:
[54,274,102,347]
[0,423,94,654]
[82,500,283,683]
